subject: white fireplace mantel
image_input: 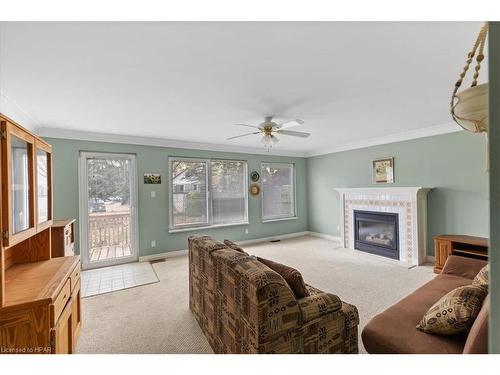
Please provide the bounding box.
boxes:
[334,187,432,266]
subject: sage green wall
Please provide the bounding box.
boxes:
[306,131,489,256]
[489,21,499,354]
[44,137,308,257]
[47,130,489,259]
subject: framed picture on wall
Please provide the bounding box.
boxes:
[373,157,394,184]
[144,173,161,184]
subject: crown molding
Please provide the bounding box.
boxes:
[35,121,462,159]
[36,127,309,157]
[0,91,39,131]
[305,122,463,157]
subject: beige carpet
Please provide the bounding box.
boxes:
[76,235,434,354]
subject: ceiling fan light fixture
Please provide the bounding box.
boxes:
[261,134,276,151]
[228,116,309,151]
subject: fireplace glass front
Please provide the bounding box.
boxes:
[354,210,399,260]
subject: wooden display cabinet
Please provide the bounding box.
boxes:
[1,120,36,247]
[0,113,81,354]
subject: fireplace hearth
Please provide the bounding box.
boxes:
[354,210,399,260]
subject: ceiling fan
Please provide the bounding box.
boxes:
[227,116,310,150]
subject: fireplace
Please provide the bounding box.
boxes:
[354,210,399,260]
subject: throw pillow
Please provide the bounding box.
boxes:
[472,265,489,292]
[257,257,310,299]
[416,285,487,335]
[223,239,246,253]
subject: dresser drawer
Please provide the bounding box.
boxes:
[51,279,71,326]
[70,262,81,292]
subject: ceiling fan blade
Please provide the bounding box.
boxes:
[227,131,260,140]
[276,129,311,138]
[277,119,305,129]
[234,123,261,130]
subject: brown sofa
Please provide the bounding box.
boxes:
[188,235,360,354]
[362,255,489,354]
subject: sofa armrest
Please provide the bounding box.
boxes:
[441,255,488,279]
[298,292,342,323]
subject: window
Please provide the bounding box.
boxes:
[211,160,247,225]
[261,162,296,221]
[169,158,248,230]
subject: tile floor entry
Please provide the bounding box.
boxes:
[82,262,160,297]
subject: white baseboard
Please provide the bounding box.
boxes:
[139,249,188,262]
[139,231,311,262]
[425,255,436,264]
[236,231,310,246]
[307,231,342,242]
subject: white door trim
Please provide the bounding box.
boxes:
[78,151,139,270]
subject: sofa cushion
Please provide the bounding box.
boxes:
[416,284,487,335]
[472,265,489,292]
[441,256,488,280]
[257,257,310,299]
[223,239,247,254]
[463,295,489,354]
[362,274,472,354]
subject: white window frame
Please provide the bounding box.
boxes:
[169,157,249,232]
[261,162,297,222]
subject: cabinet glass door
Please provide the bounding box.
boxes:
[11,135,31,234]
[37,148,50,224]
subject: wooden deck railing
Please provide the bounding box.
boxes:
[89,212,130,249]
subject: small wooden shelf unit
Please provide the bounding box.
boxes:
[51,219,76,258]
[1,113,81,354]
[434,234,488,274]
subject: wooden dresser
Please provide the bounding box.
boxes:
[434,234,488,274]
[0,113,82,354]
[1,256,81,353]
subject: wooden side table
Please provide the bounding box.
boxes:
[434,234,488,273]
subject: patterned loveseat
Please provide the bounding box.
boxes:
[188,235,359,354]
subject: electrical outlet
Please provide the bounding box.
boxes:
[245,228,249,234]
[150,191,156,198]
[151,240,156,248]
[337,225,340,231]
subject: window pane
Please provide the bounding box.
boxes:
[37,149,49,223]
[261,163,295,220]
[11,136,30,233]
[171,160,208,227]
[211,160,246,225]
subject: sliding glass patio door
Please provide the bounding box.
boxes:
[79,152,138,269]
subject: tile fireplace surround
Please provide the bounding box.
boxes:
[335,187,432,266]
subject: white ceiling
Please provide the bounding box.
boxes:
[0,22,487,156]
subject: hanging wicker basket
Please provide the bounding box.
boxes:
[452,83,488,133]
[451,23,488,133]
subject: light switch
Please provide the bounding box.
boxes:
[151,240,156,248]
[151,191,156,198]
